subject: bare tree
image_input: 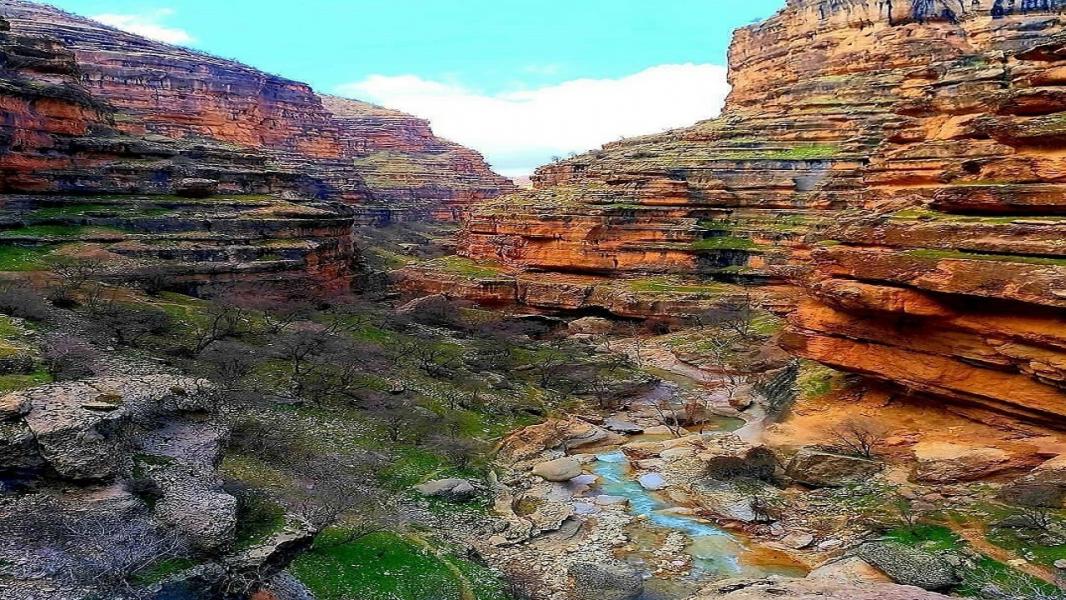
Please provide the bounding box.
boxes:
[828,418,886,459]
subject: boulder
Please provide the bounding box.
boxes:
[1000,454,1066,508]
[638,472,668,490]
[414,478,477,501]
[532,457,583,482]
[912,442,1011,484]
[807,556,891,583]
[691,479,783,523]
[568,317,614,336]
[0,393,30,421]
[786,447,882,488]
[174,177,219,198]
[498,418,617,462]
[699,435,778,481]
[567,561,643,600]
[856,541,960,591]
[695,578,954,599]
[604,416,643,435]
[0,420,43,471]
[780,531,815,550]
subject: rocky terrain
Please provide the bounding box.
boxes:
[1,0,1066,600]
[407,0,1066,426]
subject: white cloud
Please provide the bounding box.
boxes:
[335,63,729,177]
[92,9,195,46]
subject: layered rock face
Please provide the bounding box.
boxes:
[0,0,510,222]
[321,95,515,221]
[456,0,1066,422]
[0,0,510,294]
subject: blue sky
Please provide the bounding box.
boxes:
[47,0,786,176]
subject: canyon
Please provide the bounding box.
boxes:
[399,0,1066,427]
[0,0,1065,600]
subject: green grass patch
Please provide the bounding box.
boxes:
[0,368,52,394]
[0,224,122,238]
[885,524,962,552]
[291,530,493,600]
[890,207,1063,225]
[0,245,55,271]
[423,256,504,279]
[721,144,841,161]
[907,248,1066,267]
[690,236,757,251]
[627,276,731,295]
[129,557,197,586]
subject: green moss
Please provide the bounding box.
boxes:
[986,526,1066,568]
[796,361,843,400]
[0,245,55,271]
[907,248,1066,267]
[890,208,1062,225]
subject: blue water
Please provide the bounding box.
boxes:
[592,450,745,577]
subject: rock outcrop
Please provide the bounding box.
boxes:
[0,0,511,295]
[446,0,1066,424]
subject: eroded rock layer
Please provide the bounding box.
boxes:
[0,0,511,293]
[452,0,1066,422]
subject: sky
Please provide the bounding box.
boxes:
[47,0,786,177]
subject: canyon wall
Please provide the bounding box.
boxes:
[456,0,1066,423]
[0,0,511,223]
[0,0,512,295]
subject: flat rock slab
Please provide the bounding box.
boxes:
[638,472,668,490]
[533,456,583,482]
[604,417,644,435]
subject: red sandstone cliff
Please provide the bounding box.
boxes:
[0,0,511,222]
[453,0,1066,423]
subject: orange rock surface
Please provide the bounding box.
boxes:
[447,0,1066,423]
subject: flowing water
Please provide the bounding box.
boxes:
[592,451,806,584]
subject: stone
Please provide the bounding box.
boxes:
[594,495,629,506]
[638,473,667,491]
[499,418,617,462]
[0,393,30,421]
[856,541,960,591]
[690,479,783,523]
[414,478,477,501]
[532,457,583,482]
[1000,454,1066,508]
[0,420,43,471]
[568,317,614,336]
[567,561,643,600]
[780,532,815,550]
[695,578,955,600]
[808,556,891,584]
[1054,559,1066,570]
[786,447,883,488]
[603,417,643,435]
[912,442,1012,484]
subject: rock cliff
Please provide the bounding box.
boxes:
[451,0,1066,423]
[0,0,511,295]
